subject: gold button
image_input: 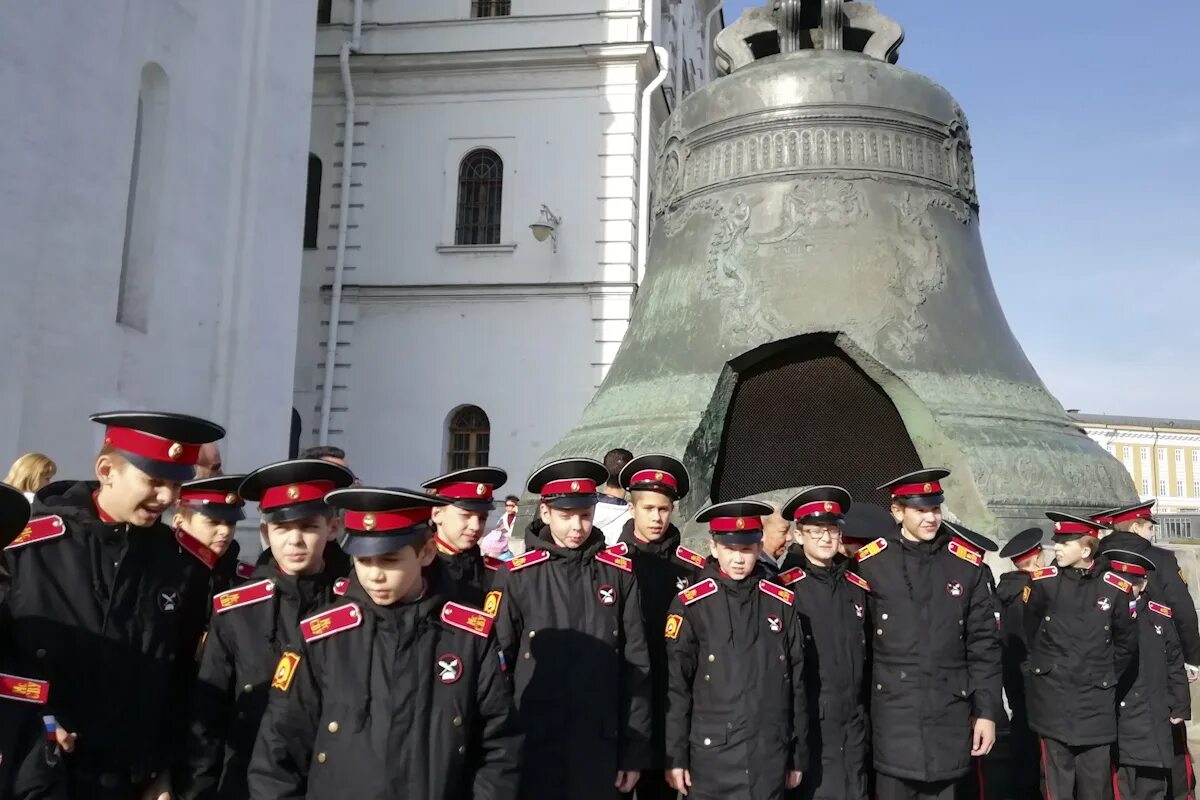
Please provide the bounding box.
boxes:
[958,620,963,626]
[529,630,536,638]
[1034,668,1041,674]
[243,684,254,693]
[876,629,883,635]
[523,652,531,660]
[35,649,46,658]
[453,716,463,727]
[1104,625,1110,631]
[1044,616,1051,622]
[704,674,710,681]
[613,629,619,637]
[778,654,785,662]
[317,753,327,764]
[328,721,339,733]
[707,654,715,662]
[877,683,883,690]
[703,737,712,746]
[458,745,466,755]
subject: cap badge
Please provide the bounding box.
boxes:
[225,493,238,505]
[1054,522,1062,531]
[570,481,580,492]
[286,485,301,500]
[476,483,487,496]
[823,501,833,512]
[735,518,746,530]
[168,442,184,461]
[923,482,932,493]
[362,513,377,531]
[654,472,663,481]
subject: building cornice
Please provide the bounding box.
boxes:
[321,282,637,304]
[314,42,655,77]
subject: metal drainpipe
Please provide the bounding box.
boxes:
[636,45,670,285]
[319,0,363,444]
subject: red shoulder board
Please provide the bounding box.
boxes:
[845,572,871,592]
[679,577,718,605]
[333,578,349,596]
[0,673,49,705]
[1150,601,1173,618]
[483,555,503,571]
[5,515,66,551]
[777,567,806,586]
[235,561,256,579]
[759,579,794,606]
[213,579,275,614]
[1104,572,1133,594]
[676,546,707,569]
[605,542,630,557]
[441,601,494,638]
[596,549,633,573]
[176,529,219,569]
[1032,566,1058,581]
[948,539,983,567]
[301,603,362,643]
[507,550,550,572]
[855,537,888,563]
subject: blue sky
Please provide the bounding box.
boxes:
[720,0,1200,418]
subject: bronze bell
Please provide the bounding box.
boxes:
[532,0,1135,539]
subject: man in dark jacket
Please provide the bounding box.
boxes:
[664,499,808,799]
[610,454,701,800]
[174,459,354,800]
[1100,500,1200,800]
[421,467,508,607]
[777,486,867,800]
[1024,512,1139,800]
[492,458,652,800]
[248,486,520,799]
[852,469,1001,800]
[0,482,66,800]
[1108,548,1191,800]
[1,411,223,799]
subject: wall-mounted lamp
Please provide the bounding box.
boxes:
[529,205,562,252]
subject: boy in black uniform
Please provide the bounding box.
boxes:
[491,458,652,800]
[172,475,251,640]
[664,499,808,799]
[421,467,508,607]
[2,411,223,799]
[1024,512,1138,800]
[776,486,867,800]
[852,469,1001,800]
[0,482,65,800]
[248,486,520,798]
[610,454,701,800]
[1108,548,1190,800]
[175,459,354,800]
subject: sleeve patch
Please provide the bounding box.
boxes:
[1022,585,1031,604]
[665,613,684,640]
[483,590,502,617]
[271,652,301,692]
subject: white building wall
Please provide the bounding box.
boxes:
[0,0,318,477]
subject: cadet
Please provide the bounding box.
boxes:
[1108,549,1190,800]
[2,411,223,799]
[1024,512,1138,800]
[175,459,354,800]
[776,486,867,800]
[994,526,1049,799]
[421,467,508,607]
[1099,500,1200,800]
[611,454,702,800]
[0,483,65,800]
[491,458,652,800]
[664,499,808,799]
[852,469,1001,800]
[172,475,252,635]
[248,487,520,798]
[836,502,894,560]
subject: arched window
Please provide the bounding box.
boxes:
[454,149,503,245]
[304,154,322,249]
[447,405,490,470]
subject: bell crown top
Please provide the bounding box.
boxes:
[715,0,904,75]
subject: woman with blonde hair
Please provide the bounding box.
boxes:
[4,452,57,500]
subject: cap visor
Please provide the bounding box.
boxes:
[192,505,246,523]
[452,499,497,513]
[544,495,600,510]
[122,453,195,483]
[261,500,331,524]
[342,530,425,558]
[795,513,844,525]
[895,494,944,509]
[710,531,764,546]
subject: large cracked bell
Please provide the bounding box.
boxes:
[533,0,1135,539]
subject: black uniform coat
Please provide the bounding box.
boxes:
[1,481,206,781]
[852,531,1002,783]
[1101,532,1200,664]
[1023,564,1139,746]
[0,670,65,800]
[782,555,868,800]
[614,520,700,771]
[994,570,1032,726]
[175,559,342,800]
[1117,595,1190,769]
[491,524,652,800]
[247,576,520,800]
[434,544,497,608]
[664,562,809,800]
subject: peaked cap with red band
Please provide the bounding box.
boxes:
[1103,548,1155,577]
[239,459,354,524]
[783,485,852,524]
[695,499,774,545]
[1107,501,1157,527]
[1046,511,1106,539]
[325,486,448,557]
[942,521,997,554]
[421,466,508,512]
[840,502,895,544]
[877,468,950,508]
[619,454,691,500]
[0,483,32,550]
[91,411,225,482]
[1091,507,1121,527]
[527,458,608,510]
[999,527,1046,563]
[179,475,246,523]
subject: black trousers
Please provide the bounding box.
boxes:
[1117,765,1169,800]
[1170,723,1194,800]
[1040,738,1113,800]
[873,773,955,800]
